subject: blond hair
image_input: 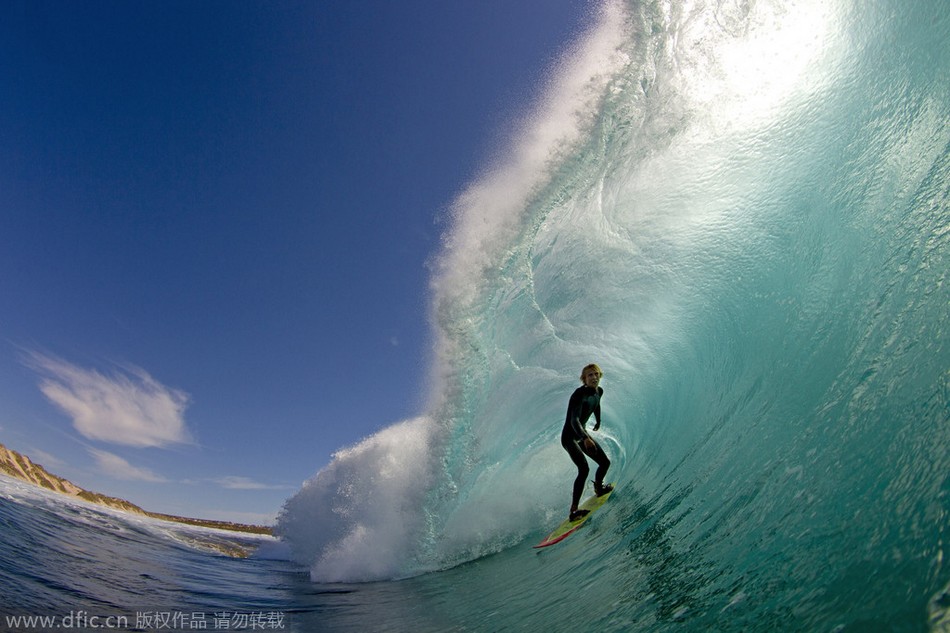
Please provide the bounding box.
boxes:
[580,363,603,382]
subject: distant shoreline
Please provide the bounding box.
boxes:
[144,511,272,535]
[0,442,273,536]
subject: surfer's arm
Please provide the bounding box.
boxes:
[566,390,588,439]
[569,414,587,439]
[592,387,603,431]
[567,389,588,442]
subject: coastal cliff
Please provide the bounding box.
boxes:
[0,443,271,537]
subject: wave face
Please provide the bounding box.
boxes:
[276,0,950,624]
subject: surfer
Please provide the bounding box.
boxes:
[561,363,613,521]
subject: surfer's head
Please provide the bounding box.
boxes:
[580,363,603,387]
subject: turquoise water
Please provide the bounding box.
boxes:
[3,0,949,630]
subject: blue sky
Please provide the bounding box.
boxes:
[0,1,591,524]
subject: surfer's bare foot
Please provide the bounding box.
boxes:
[594,482,613,496]
[569,509,590,521]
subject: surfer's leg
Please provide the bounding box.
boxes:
[562,438,589,511]
[582,439,611,489]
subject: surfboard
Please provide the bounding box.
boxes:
[534,485,614,549]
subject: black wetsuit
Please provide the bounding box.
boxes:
[561,385,611,510]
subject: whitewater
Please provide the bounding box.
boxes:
[3,0,949,630]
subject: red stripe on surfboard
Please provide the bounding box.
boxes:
[533,525,581,548]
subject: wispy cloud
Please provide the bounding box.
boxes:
[24,352,192,448]
[211,476,293,491]
[89,448,168,482]
[29,449,65,470]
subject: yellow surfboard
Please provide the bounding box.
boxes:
[534,485,614,548]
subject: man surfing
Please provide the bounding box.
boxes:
[561,363,613,521]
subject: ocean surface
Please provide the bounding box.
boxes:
[3,0,949,630]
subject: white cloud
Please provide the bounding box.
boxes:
[25,352,192,448]
[89,448,167,483]
[29,449,65,470]
[212,476,292,491]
